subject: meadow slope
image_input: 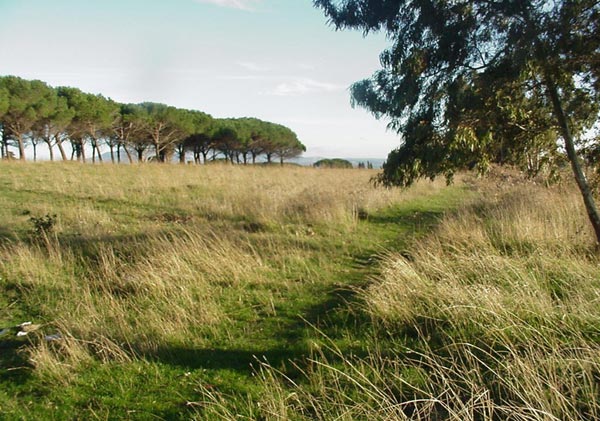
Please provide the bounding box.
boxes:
[0,162,598,420]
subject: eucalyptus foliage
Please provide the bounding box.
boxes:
[315,0,600,242]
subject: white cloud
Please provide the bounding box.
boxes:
[267,78,346,96]
[193,0,260,10]
[237,61,269,72]
[297,63,316,71]
[217,74,267,81]
[214,74,347,96]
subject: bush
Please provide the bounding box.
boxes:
[313,158,353,169]
[29,213,57,237]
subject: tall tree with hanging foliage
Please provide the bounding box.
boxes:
[314,0,600,243]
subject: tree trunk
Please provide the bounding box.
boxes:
[56,139,67,161]
[32,142,37,162]
[0,127,4,159]
[44,139,54,161]
[154,142,161,162]
[123,146,133,164]
[521,8,600,245]
[80,141,86,163]
[96,143,103,162]
[110,145,115,163]
[17,133,26,161]
[545,76,600,244]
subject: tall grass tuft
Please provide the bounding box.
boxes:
[211,180,600,420]
[360,182,599,419]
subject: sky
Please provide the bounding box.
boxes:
[0,0,400,158]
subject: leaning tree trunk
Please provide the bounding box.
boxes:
[17,133,26,161]
[123,145,133,164]
[524,9,600,245]
[96,142,103,163]
[545,76,600,244]
[56,139,67,161]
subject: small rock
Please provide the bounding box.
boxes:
[44,333,62,342]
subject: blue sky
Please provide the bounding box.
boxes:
[0,0,400,158]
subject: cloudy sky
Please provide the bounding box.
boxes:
[0,0,400,158]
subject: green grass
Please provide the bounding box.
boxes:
[0,162,468,419]
[6,163,595,420]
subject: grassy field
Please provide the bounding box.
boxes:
[0,162,598,420]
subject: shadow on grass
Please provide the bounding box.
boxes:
[147,206,452,377]
[7,187,266,233]
[153,346,302,373]
[4,205,453,387]
[148,279,373,379]
[0,340,33,386]
[0,225,17,244]
[149,267,376,380]
[368,209,445,232]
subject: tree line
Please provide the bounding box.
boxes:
[0,76,306,165]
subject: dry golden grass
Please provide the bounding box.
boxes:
[270,178,600,420]
[368,181,599,333]
[1,161,445,388]
[6,162,596,419]
[0,162,415,233]
[186,175,600,420]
